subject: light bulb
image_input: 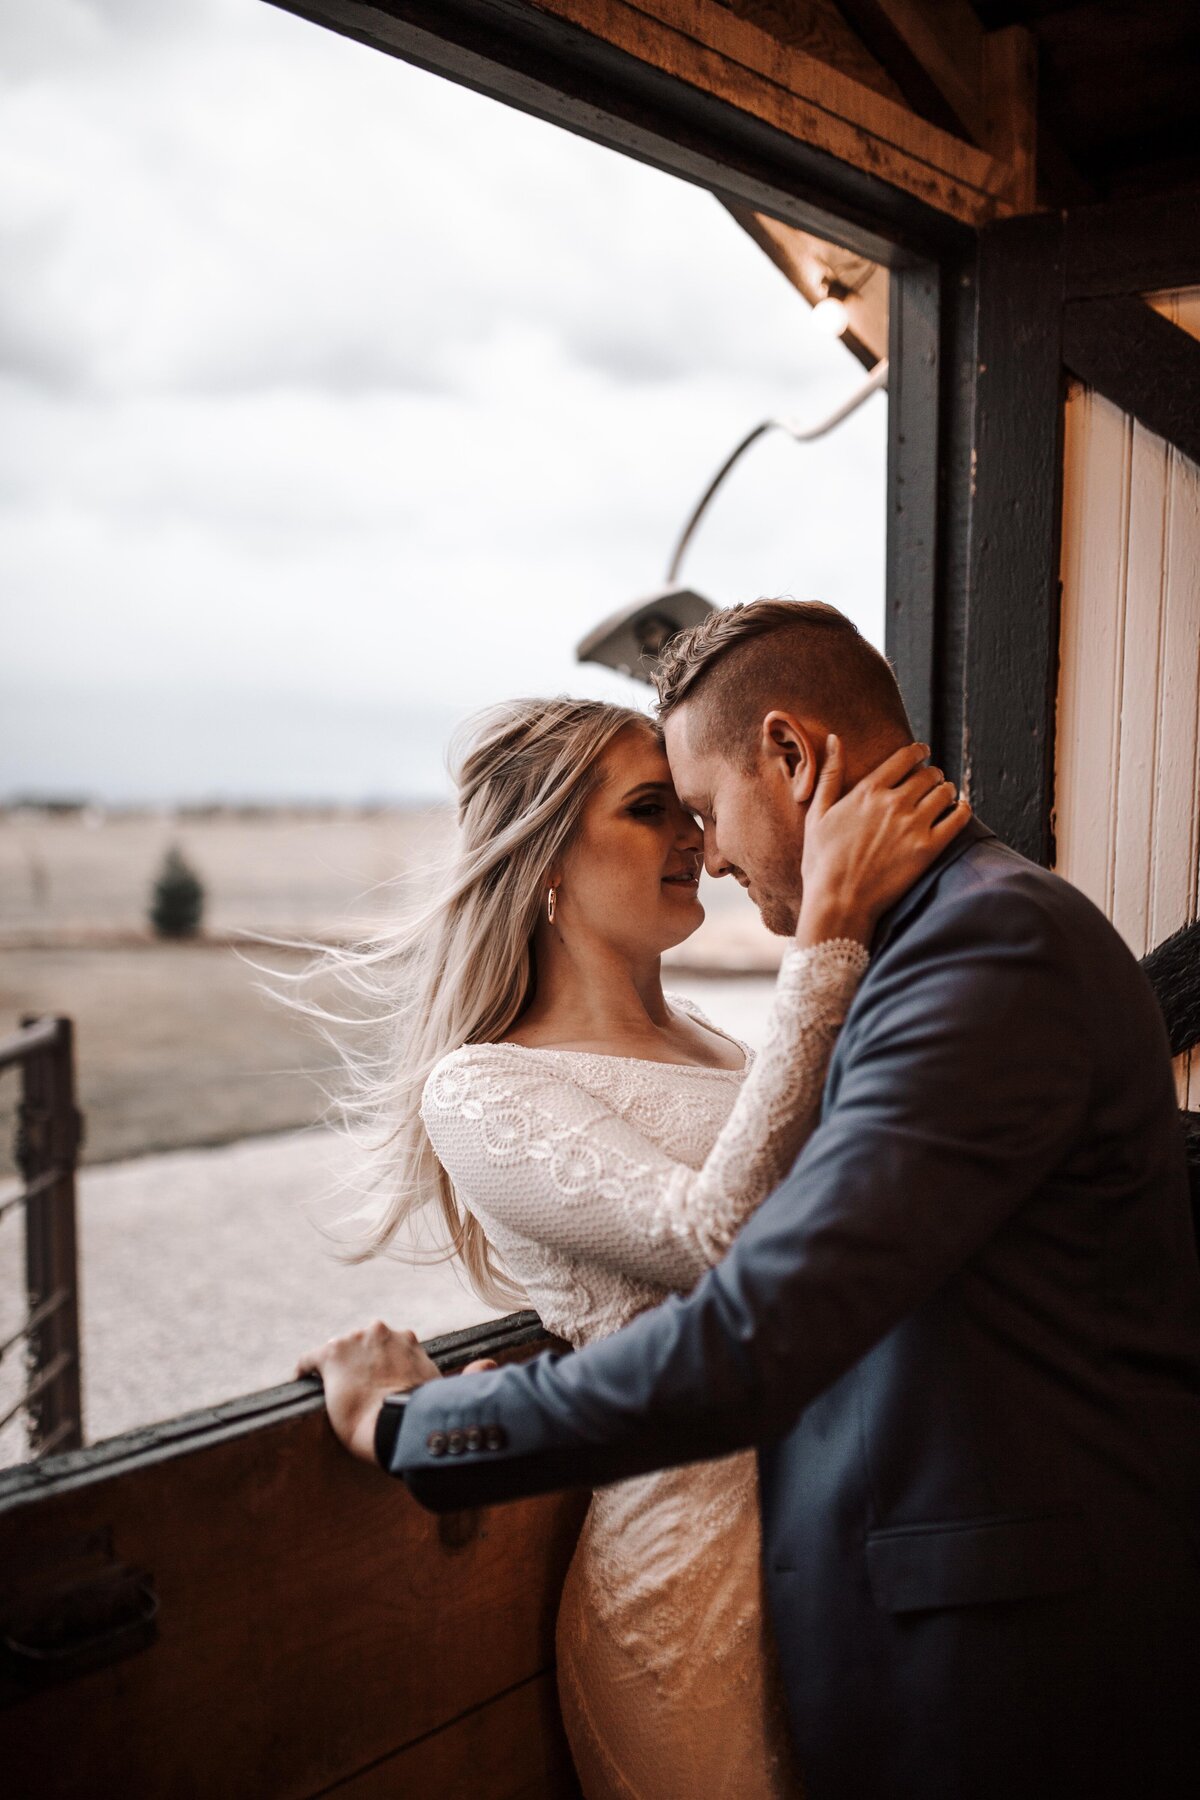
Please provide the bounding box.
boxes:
[812,294,850,337]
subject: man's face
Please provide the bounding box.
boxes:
[662,707,808,936]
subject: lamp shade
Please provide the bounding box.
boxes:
[575,585,717,683]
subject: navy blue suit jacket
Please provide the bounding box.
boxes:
[387,820,1200,1797]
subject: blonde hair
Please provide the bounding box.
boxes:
[285,696,656,1308]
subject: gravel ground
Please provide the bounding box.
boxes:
[0,974,775,1471]
[0,1127,509,1470]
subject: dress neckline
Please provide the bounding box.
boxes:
[481,1041,749,1076]
[482,996,750,1076]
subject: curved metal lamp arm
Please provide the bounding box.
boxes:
[666,358,889,584]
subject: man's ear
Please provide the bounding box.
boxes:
[761,711,821,804]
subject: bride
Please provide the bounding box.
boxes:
[306,694,965,1799]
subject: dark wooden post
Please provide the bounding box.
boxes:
[961,212,1066,868]
[17,1016,84,1456]
[927,214,1067,865]
[886,259,941,751]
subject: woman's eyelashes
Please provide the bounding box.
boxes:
[627,801,702,835]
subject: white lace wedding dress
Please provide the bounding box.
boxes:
[420,940,869,1800]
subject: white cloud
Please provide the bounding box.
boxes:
[0,0,886,802]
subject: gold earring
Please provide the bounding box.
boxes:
[547,886,556,925]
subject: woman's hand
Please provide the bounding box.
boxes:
[294,1319,498,1465]
[795,737,970,950]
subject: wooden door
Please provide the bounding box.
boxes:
[0,1314,588,1799]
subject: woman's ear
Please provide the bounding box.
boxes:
[761,711,820,804]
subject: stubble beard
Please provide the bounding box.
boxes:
[757,893,800,937]
[750,836,805,938]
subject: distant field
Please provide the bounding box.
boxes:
[0,809,781,1170]
[0,805,779,960]
[0,806,457,939]
[1,809,449,1170]
[0,941,339,1172]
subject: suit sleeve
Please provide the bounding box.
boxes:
[391,882,1092,1509]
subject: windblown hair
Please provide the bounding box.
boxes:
[279,696,656,1309]
[654,598,912,765]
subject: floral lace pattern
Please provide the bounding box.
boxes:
[420,939,869,1799]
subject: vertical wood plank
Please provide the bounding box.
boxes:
[1150,457,1199,944]
[1152,441,1200,1103]
[1110,424,1169,957]
[1054,386,1130,913]
[1143,293,1200,1102]
[1056,285,1200,1107]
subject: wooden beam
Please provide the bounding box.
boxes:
[1062,296,1200,470]
[928,213,1065,860]
[719,0,911,107]
[525,0,1005,221]
[720,200,888,367]
[834,0,988,144]
[272,1,1007,243]
[960,211,1065,866]
[924,244,975,791]
[885,259,940,747]
[1064,185,1200,300]
[979,23,1037,216]
[832,3,1037,213]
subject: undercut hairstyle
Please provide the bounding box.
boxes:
[653,598,912,766]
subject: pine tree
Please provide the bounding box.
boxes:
[149,845,205,939]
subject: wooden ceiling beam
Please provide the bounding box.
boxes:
[832,1,1037,212]
[979,23,1036,215]
[718,1,911,106]
[833,0,989,145]
[518,0,1010,225]
[272,0,1046,236]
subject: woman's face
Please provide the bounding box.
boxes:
[555,725,705,956]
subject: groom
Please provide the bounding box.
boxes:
[301,601,1200,1798]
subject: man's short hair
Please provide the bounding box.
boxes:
[653,598,912,765]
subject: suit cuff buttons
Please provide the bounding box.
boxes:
[424,1422,508,1457]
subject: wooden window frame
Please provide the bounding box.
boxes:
[3,0,1191,1492]
[7,9,1200,1792]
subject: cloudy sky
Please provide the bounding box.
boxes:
[1,0,885,804]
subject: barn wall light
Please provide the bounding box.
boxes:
[577,356,888,683]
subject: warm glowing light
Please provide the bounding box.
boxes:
[811,294,850,337]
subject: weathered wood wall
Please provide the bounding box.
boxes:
[0,1319,588,1800]
[1054,289,1200,1107]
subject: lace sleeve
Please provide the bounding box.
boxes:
[420,938,869,1292]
